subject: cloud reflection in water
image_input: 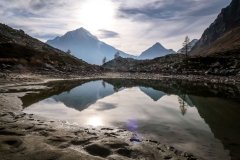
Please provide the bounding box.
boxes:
[23,81,230,160]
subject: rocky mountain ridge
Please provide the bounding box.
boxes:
[103,51,240,77]
[0,23,101,75]
[191,0,240,55]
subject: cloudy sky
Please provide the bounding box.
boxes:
[0,0,230,55]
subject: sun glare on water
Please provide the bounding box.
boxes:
[86,116,104,127]
[79,0,115,31]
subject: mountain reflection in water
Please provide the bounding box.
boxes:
[22,79,240,160]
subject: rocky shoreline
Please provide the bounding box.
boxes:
[0,77,201,160]
[0,72,240,85]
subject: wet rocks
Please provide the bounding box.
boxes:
[70,137,97,146]
[0,110,200,160]
[0,129,25,136]
[104,132,119,137]
[101,127,114,131]
[105,142,129,149]
[39,131,49,137]
[0,136,25,153]
[130,137,141,142]
[130,134,141,142]
[57,142,71,149]
[116,148,132,158]
[84,144,112,158]
[1,137,23,147]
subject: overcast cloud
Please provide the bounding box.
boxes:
[0,0,230,55]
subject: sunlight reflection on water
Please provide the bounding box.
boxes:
[86,116,104,127]
[22,79,240,160]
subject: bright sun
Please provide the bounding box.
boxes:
[79,0,115,31]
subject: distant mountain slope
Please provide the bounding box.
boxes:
[0,23,100,75]
[47,28,135,65]
[191,0,240,55]
[103,53,240,76]
[138,42,175,60]
[177,39,198,53]
[103,54,184,73]
[103,56,143,71]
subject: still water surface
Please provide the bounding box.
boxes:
[22,79,240,160]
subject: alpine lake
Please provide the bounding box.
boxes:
[19,78,240,160]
